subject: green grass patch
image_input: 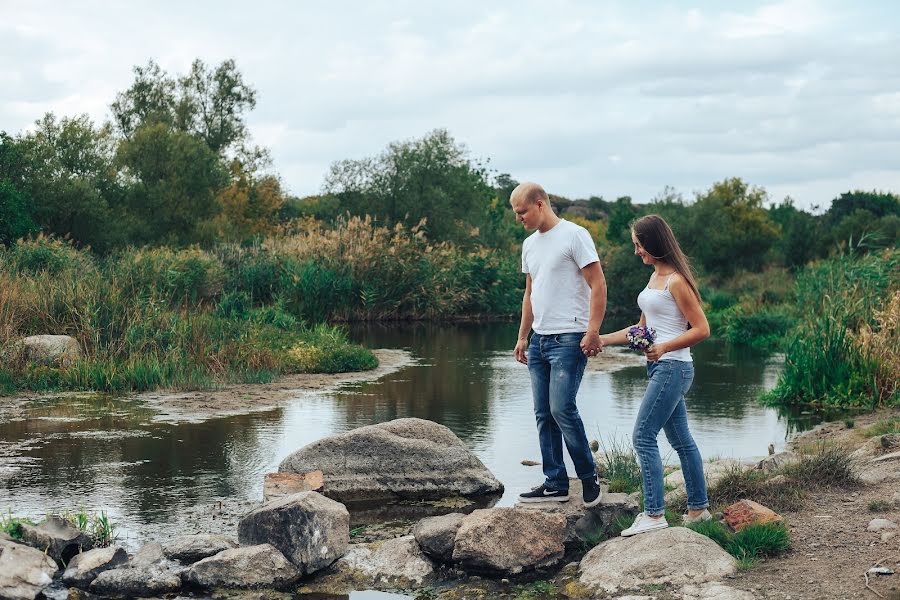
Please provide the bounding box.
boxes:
[513,580,557,599]
[868,500,893,512]
[780,444,860,489]
[597,435,642,494]
[863,417,900,437]
[0,511,35,539]
[687,520,790,567]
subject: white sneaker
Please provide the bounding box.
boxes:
[620,512,668,537]
[682,509,712,524]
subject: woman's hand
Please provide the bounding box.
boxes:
[644,343,668,362]
[581,331,602,357]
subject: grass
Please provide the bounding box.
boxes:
[868,500,893,512]
[597,435,642,494]
[2,509,116,546]
[780,443,860,488]
[0,510,35,539]
[704,465,805,514]
[513,581,557,599]
[686,520,790,568]
[863,417,900,437]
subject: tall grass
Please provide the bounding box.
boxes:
[596,435,643,494]
[764,249,900,408]
[0,236,377,395]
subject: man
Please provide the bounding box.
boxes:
[511,182,607,507]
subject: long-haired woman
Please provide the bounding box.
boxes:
[599,214,711,536]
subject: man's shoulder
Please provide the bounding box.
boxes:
[522,230,541,248]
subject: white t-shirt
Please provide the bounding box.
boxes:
[521,219,600,335]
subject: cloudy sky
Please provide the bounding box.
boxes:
[2,0,899,210]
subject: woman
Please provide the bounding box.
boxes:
[599,214,711,536]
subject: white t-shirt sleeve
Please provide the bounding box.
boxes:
[570,227,600,269]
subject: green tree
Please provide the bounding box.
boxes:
[324,129,495,244]
[606,196,637,244]
[0,181,37,244]
[768,198,823,269]
[681,178,780,279]
[117,122,228,245]
[112,59,256,155]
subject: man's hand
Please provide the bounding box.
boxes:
[644,343,667,362]
[581,331,602,357]
[514,338,529,365]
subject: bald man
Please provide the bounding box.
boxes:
[510,182,607,508]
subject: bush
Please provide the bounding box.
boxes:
[724,307,793,351]
[6,235,94,275]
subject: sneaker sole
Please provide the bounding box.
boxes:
[582,494,603,508]
[518,495,570,503]
[620,521,668,537]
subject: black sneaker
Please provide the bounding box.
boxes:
[582,475,603,508]
[518,484,569,503]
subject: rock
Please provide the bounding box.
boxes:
[278,418,503,503]
[0,538,58,600]
[20,515,93,565]
[184,544,299,589]
[881,531,897,543]
[413,513,465,562]
[682,582,759,599]
[579,527,736,593]
[263,470,325,501]
[520,459,540,466]
[880,434,900,451]
[590,440,600,452]
[62,546,128,587]
[452,507,567,574]
[515,479,640,546]
[322,535,436,589]
[89,564,182,597]
[767,443,775,456]
[722,500,783,532]
[871,450,900,464]
[867,518,898,532]
[131,541,166,567]
[852,436,886,460]
[22,334,82,367]
[162,534,239,564]
[756,451,799,472]
[892,490,900,507]
[238,491,349,575]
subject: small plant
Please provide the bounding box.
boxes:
[686,519,731,548]
[0,510,34,539]
[864,417,900,438]
[868,500,892,512]
[350,525,367,538]
[62,509,117,547]
[844,419,855,429]
[513,580,557,599]
[727,522,791,564]
[781,443,860,488]
[597,435,642,494]
[705,465,805,513]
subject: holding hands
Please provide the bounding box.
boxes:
[581,331,602,357]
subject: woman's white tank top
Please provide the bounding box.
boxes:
[636,273,692,362]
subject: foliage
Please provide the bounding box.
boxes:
[780,443,860,488]
[324,129,496,245]
[64,509,118,547]
[863,417,900,438]
[0,180,37,245]
[765,250,899,408]
[596,435,643,494]
[0,511,35,539]
[727,522,791,565]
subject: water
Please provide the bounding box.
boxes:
[1,322,821,549]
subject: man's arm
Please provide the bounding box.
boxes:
[514,274,534,365]
[579,261,607,356]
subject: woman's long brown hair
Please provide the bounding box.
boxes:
[632,214,702,301]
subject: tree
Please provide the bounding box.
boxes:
[0,181,37,245]
[681,178,780,279]
[207,162,286,241]
[112,59,256,156]
[768,198,823,268]
[606,196,637,244]
[117,122,228,245]
[324,129,495,244]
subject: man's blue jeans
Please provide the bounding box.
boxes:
[527,332,596,491]
[633,359,709,516]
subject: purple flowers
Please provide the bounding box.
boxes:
[626,325,656,352]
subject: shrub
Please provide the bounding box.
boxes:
[6,235,94,276]
[727,522,791,564]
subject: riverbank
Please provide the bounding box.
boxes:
[730,407,900,600]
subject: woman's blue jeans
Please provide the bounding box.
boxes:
[527,332,596,491]
[633,359,709,516]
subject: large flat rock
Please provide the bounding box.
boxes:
[0,538,58,600]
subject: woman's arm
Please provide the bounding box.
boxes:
[644,276,710,361]
[599,313,646,347]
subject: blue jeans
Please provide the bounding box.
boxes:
[633,360,709,516]
[527,332,596,490]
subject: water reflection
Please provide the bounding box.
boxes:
[1,322,832,545]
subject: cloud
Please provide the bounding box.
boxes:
[1,0,899,207]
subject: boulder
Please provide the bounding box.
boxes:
[131,541,166,567]
[881,434,900,451]
[89,564,182,597]
[321,536,436,590]
[666,459,744,490]
[62,546,128,588]
[263,470,325,501]
[722,500,782,532]
[413,513,465,562]
[515,479,640,546]
[756,451,799,472]
[867,518,898,532]
[162,534,239,564]
[20,515,92,565]
[184,544,299,589]
[579,527,736,593]
[278,418,503,503]
[871,450,900,464]
[452,507,567,574]
[238,491,349,575]
[22,334,82,367]
[0,538,58,600]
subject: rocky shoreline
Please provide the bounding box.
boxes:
[4,410,899,600]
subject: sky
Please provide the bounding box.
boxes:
[2,0,899,210]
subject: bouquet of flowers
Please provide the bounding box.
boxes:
[626,325,656,352]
